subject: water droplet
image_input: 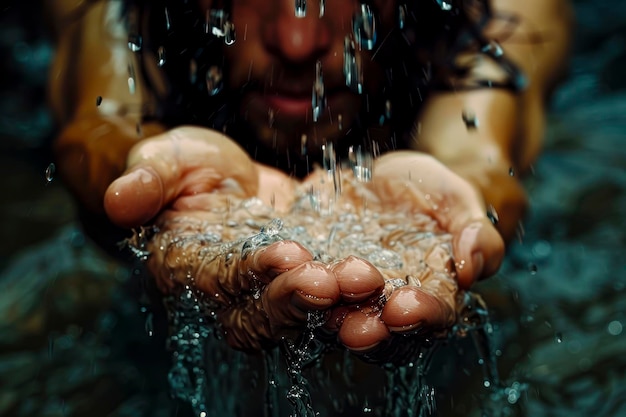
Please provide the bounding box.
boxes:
[96,96,102,106]
[45,163,56,182]
[608,320,623,336]
[398,5,407,29]
[352,4,377,51]
[482,40,504,58]
[348,145,373,182]
[436,0,453,11]
[205,65,223,96]
[145,312,154,337]
[127,34,142,52]
[343,36,363,94]
[207,9,221,35]
[312,60,326,122]
[319,0,325,17]
[300,134,308,155]
[295,0,306,18]
[128,63,137,94]
[486,204,499,225]
[205,9,236,44]
[157,46,166,67]
[509,167,515,176]
[555,332,563,343]
[462,110,478,129]
[322,141,341,196]
[224,21,236,45]
[164,7,171,31]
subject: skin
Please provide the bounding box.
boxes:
[46,0,572,353]
[128,127,502,351]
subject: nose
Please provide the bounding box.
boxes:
[261,0,333,65]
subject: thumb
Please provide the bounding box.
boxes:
[452,218,504,289]
[104,165,165,228]
[104,126,257,228]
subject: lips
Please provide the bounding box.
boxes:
[263,83,344,118]
[265,93,313,117]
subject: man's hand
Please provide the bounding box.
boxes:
[103,127,504,354]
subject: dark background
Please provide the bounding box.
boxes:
[1,1,625,416]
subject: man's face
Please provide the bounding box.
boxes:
[198,0,396,155]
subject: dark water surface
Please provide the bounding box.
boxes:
[1,1,624,416]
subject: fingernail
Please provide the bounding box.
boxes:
[472,251,484,281]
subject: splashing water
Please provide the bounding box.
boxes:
[45,162,55,183]
[127,34,142,52]
[157,46,166,67]
[312,60,326,123]
[353,4,377,51]
[343,36,363,94]
[436,0,453,11]
[398,4,407,30]
[127,63,137,94]
[295,0,306,18]
[348,145,373,182]
[127,174,507,417]
[207,9,236,45]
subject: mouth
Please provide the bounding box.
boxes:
[263,83,348,119]
[265,93,313,118]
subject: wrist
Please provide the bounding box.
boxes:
[448,159,528,242]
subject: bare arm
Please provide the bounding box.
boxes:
[46,0,166,214]
[413,0,573,240]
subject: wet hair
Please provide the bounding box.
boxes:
[122,0,523,164]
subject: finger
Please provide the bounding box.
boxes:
[338,310,390,352]
[380,285,455,333]
[452,219,504,288]
[262,262,341,328]
[372,152,504,287]
[104,126,257,228]
[330,256,385,303]
[239,240,314,284]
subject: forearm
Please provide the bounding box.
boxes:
[48,0,167,214]
[413,0,573,241]
[413,89,527,241]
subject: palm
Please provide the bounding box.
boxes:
[105,127,503,354]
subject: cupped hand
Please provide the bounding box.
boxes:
[103,127,504,354]
[298,152,504,354]
[104,126,267,228]
[369,151,504,288]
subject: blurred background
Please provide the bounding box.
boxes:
[1,0,624,416]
